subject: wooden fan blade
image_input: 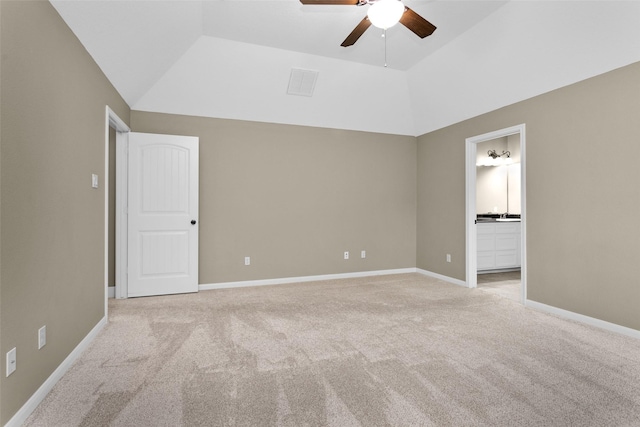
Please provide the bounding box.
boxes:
[300,0,359,4]
[341,16,371,47]
[399,7,436,38]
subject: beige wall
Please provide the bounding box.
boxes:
[417,61,640,330]
[131,112,417,284]
[0,1,130,424]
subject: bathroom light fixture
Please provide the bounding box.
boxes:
[477,150,513,166]
[487,149,510,159]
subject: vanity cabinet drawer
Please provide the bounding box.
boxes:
[495,223,519,234]
[496,235,517,251]
[478,252,495,270]
[477,235,495,251]
[496,251,519,268]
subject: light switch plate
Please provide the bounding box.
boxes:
[38,326,47,349]
[91,174,99,189]
[6,348,16,377]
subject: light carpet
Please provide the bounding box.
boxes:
[25,273,640,426]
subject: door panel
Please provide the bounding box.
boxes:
[140,231,189,276]
[128,132,199,297]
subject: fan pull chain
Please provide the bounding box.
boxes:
[384,29,388,67]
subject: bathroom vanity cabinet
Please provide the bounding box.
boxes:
[477,221,521,271]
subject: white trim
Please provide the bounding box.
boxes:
[465,138,478,289]
[526,300,640,340]
[115,131,129,299]
[199,268,416,291]
[104,108,110,317]
[106,106,130,301]
[4,317,107,427]
[108,108,129,132]
[520,127,528,303]
[108,286,115,298]
[416,268,467,287]
[465,124,527,304]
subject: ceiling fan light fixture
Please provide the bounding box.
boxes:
[367,0,405,29]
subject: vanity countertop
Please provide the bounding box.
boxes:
[477,216,521,223]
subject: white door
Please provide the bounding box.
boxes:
[127,132,199,297]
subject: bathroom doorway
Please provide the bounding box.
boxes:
[465,124,527,304]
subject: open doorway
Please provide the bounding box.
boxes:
[475,134,521,302]
[465,124,527,304]
[105,107,130,306]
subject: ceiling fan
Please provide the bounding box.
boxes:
[299,0,437,47]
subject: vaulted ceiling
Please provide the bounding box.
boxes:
[51,1,640,136]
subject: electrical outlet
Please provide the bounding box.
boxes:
[244,256,251,266]
[361,250,366,259]
[344,251,349,260]
[446,254,451,263]
[6,348,16,377]
[38,326,47,349]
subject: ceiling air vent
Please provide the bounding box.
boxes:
[287,68,318,97]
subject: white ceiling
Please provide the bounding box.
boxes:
[50,0,640,136]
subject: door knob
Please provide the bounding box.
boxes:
[191,220,197,225]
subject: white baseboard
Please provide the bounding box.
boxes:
[416,268,467,287]
[526,300,640,340]
[108,286,115,299]
[199,268,417,291]
[5,317,108,427]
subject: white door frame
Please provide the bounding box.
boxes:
[465,124,527,304]
[105,106,130,304]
